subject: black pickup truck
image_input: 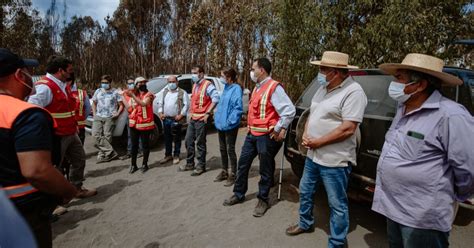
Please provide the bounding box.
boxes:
[284,67,474,207]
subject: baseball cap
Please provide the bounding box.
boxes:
[0,48,39,77]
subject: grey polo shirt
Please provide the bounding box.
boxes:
[306,76,367,167]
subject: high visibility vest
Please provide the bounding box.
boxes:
[247,79,281,136]
[190,80,212,120]
[130,92,155,131]
[123,93,137,128]
[0,95,55,201]
[35,77,77,136]
[71,89,87,129]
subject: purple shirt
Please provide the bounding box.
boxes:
[372,90,474,232]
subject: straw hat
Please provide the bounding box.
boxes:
[310,51,358,69]
[379,53,462,86]
[134,76,147,85]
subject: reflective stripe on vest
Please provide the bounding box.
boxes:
[135,122,154,128]
[77,120,86,125]
[1,183,39,199]
[78,89,84,116]
[51,111,75,118]
[142,106,148,119]
[259,80,278,120]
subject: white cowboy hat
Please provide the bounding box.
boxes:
[379,53,462,86]
[310,51,358,69]
[134,76,147,85]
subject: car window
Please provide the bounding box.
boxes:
[354,75,397,118]
[296,77,321,108]
[147,78,168,94]
[179,79,193,94]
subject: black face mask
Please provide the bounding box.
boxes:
[138,85,147,92]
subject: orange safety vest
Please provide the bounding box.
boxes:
[0,95,56,199]
[130,92,155,131]
[123,93,137,128]
[189,80,212,120]
[71,89,87,129]
[247,79,281,136]
[35,77,77,136]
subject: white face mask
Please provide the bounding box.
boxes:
[191,74,199,83]
[250,71,258,83]
[388,81,418,103]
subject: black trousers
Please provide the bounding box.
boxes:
[17,199,57,248]
[218,127,239,173]
[78,128,86,146]
[130,128,152,166]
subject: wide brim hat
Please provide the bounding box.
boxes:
[310,51,358,69]
[379,53,462,86]
[134,76,147,85]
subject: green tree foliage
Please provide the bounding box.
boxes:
[1,0,472,98]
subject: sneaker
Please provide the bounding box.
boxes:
[96,157,107,164]
[224,173,235,187]
[173,156,180,164]
[223,195,245,206]
[191,168,205,176]
[178,164,194,172]
[120,153,131,160]
[160,156,173,164]
[52,206,68,216]
[75,187,98,199]
[253,199,270,217]
[214,170,228,182]
[103,153,119,162]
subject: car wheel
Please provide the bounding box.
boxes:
[290,161,304,179]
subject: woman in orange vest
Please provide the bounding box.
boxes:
[124,77,155,173]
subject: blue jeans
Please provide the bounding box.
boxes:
[233,133,282,203]
[163,118,182,157]
[299,158,351,248]
[386,218,449,248]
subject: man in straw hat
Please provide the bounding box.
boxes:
[372,53,474,247]
[285,51,367,248]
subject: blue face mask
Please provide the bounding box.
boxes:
[388,81,418,103]
[127,83,135,89]
[317,73,328,86]
[219,77,227,85]
[168,83,177,90]
[191,74,199,83]
[101,83,110,90]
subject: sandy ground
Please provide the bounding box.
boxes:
[52,127,474,248]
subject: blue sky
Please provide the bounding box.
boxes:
[31,0,119,26]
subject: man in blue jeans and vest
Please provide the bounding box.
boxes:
[223,58,295,217]
[285,51,367,248]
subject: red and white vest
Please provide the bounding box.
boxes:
[71,89,87,129]
[35,77,77,136]
[129,92,155,131]
[190,80,212,120]
[247,79,281,136]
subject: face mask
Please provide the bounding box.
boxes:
[388,81,418,103]
[317,72,328,86]
[16,70,34,99]
[219,77,227,85]
[168,83,178,90]
[138,85,147,92]
[250,71,258,83]
[101,83,110,90]
[127,83,135,89]
[191,74,199,83]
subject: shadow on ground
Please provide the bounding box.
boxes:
[85,164,129,178]
[52,208,102,239]
[69,179,141,207]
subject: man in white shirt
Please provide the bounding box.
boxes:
[156,76,189,165]
[285,51,367,248]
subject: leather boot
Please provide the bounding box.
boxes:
[141,164,149,173]
[129,165,138,174]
